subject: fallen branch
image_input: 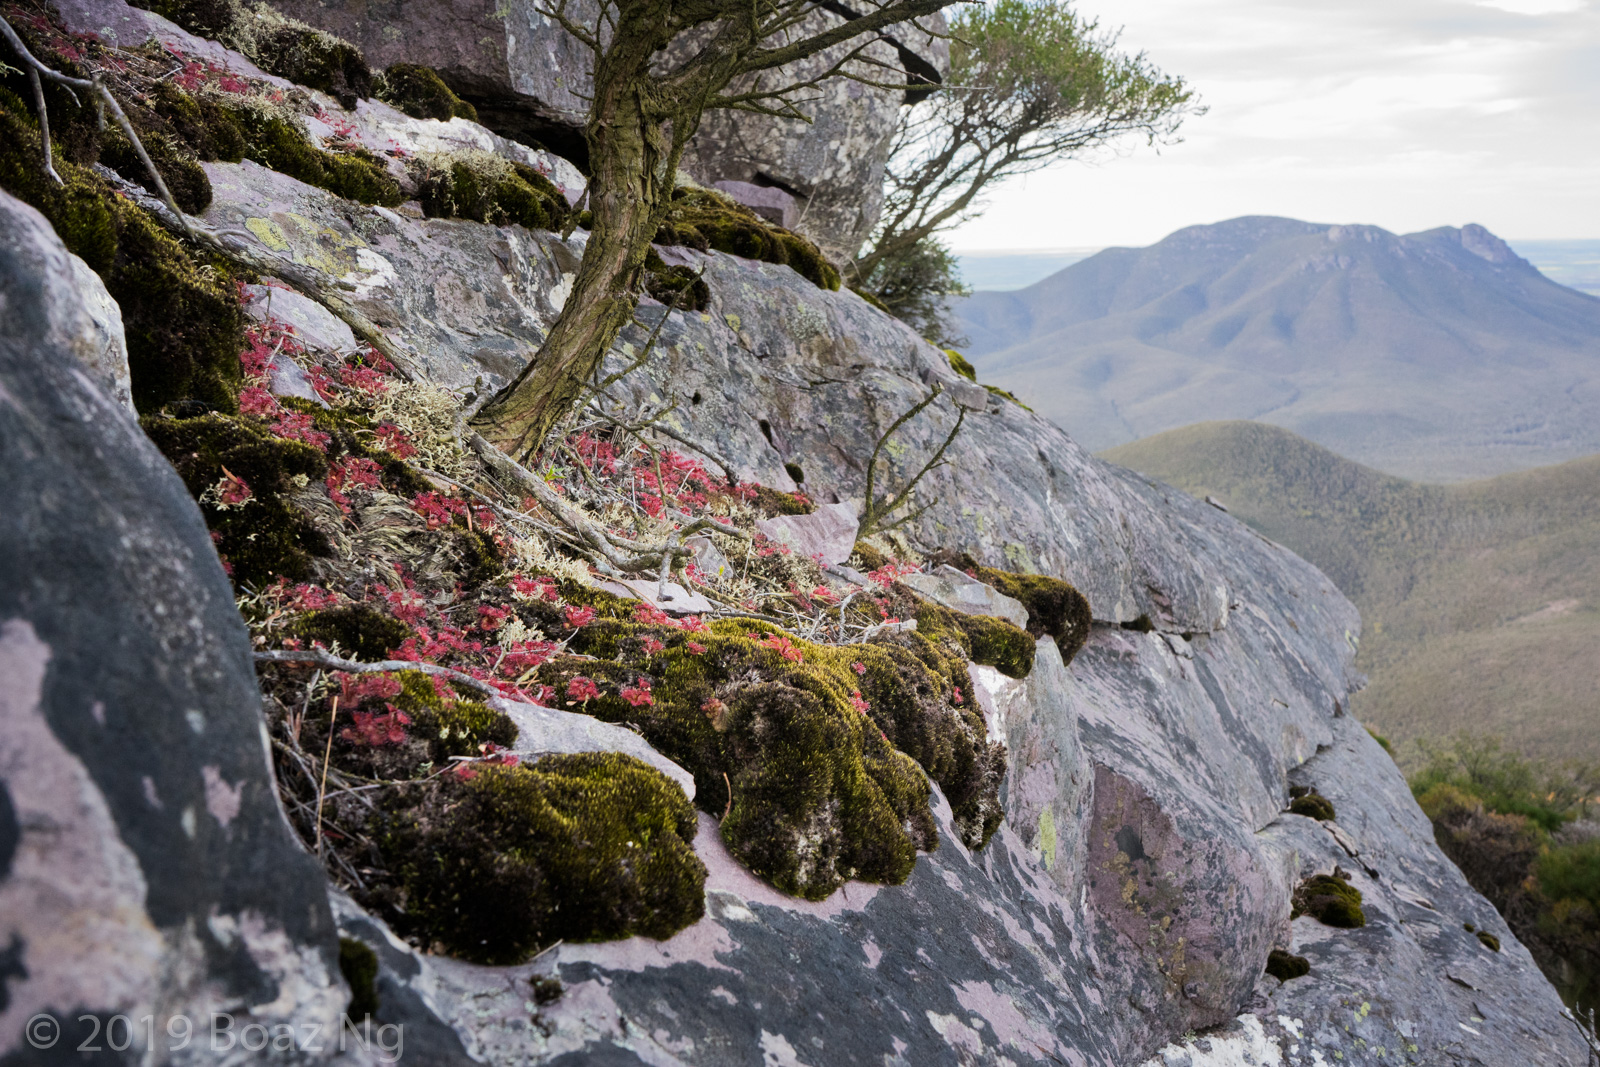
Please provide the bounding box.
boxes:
[1,14,188,232]
[468,429,744,572]
[254,648,504,701]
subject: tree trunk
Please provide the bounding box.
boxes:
[470,28,671,461]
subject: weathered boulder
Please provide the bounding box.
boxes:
[0,189,350,1059]
[0,189,132,412]
[263,0,946,259]
[754,501,860,565]
[244,282,358,354]
[903,565,1031,630]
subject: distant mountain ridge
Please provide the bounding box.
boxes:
[1103,421,1600,764]
[954,217,1600,481]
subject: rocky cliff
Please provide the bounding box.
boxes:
[0,2,1589,1064]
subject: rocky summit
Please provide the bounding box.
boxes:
[0,1,1590,1065]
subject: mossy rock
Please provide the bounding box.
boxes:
[379,63,478,123]
[130,0,238,39]
[412,154,568,231]
[878,581,1034,681]
[852,541,890,572]
[643,249,710,312]
[938,554,1093,665]
[294,604,412,660]
[229,107,401,206]
[545,616,1006,890]
[380,754,706,964]
[99,127,212,214]
[338,938,379,1019]
[946,349,977,382]
[141,413,329,586]
[254,23,371,108]
[0,90,245,414]
[655,188,840,291]
[1288,792,1337,821]
[1265,948,1310,981]
[1292,871,1366,928]
[1476,929,1501,951]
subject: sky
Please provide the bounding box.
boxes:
[946,0,1600,251]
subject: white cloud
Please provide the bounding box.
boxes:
[947,0,1600,249]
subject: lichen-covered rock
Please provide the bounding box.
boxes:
[755,501,859,565]
[263,0,946,259]
[0,187,349,1054]
[902,564,1031,631]
[0,193,132,412]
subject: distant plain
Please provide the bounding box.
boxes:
[1102,421,1600,767]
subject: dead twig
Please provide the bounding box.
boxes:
[254,648,505,701]
[858,384,966,539]
[314,696,339,856]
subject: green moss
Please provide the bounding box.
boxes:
[850,285,891,313]
[655,188,840,291]
[642,248,710,311]
[0,90,245,414]
[1292,871,1366,928]
[984,384,1033,412]
[852,541,890,572]
[942,556,1093,665]
[142,413,330,585]
[294,604,412,660]
[1122,614,1155,634]
[1367,726,1394,754]
[413,154,568,231]
[379,63,478,122]
[99,128,212,214]
[338,937,379,1019]
[946,349,977,382]
[546,615,1007,885]
[1288,792,1337,821]
[529,975,563,1005]
[380,753,706,964]
[1265,948,1310,981]
[751,485,815,517]
[894,585,1034,680]
[254,23,371,108]
[228,106,401,207]
[1476,929,1501,951]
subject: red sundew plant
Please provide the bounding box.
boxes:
[411,492,468,530]
[215,468,252,506]
[341,706,412,747]
[851,661,866,675]
[679,615,710,633]
[567,676,601,704]
[477,605,510,631]
[640,636,666,656]
[953,686,965,705]
[510,575,559,601]
[632,602,674,627]
[372,422,417,459]
[868,561,922,588]
[620,679,654,707]
[760,633,804,663]
[563,604,597,628]
[849,691,870,714]
[337,672,403,707]
[686,641,707,655]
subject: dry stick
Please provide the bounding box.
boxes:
[314,696,340,857]
[722,771,733,821]
[254,648,504,701]
[0,16,194,234]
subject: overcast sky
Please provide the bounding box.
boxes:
[947,0,1600,250]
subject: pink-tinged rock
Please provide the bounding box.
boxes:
[754,502,858,566]
[244,284,358,354]
[594,577,713,615]
[267,354,328,408]
[712,180,799,230]
[901,565,1028,630]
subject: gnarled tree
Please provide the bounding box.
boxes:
[469,0,958,462]
[853,0,1197,296]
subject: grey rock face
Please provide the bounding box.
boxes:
[902,565,1030,630]
[265,0,945,259]
[712,179,799,229]
[754,501,860,565]
[0,190,349,1059]
[67,159,1581,1063]
[244,282,359,355]
[0,194,132,412]
[678,9,949,261]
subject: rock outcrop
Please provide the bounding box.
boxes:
[0,189,350,1062]
[2,6,1590,1063]
[263,0,946,259]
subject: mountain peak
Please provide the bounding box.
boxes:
[953,216,1600,480]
